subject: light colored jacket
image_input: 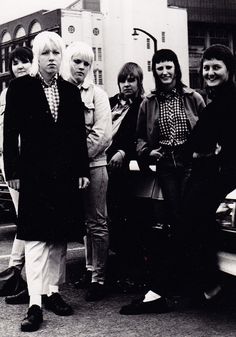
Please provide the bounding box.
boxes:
[136,87,206,159]
[80,79,112,167]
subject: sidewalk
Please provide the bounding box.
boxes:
[1,246,236,337]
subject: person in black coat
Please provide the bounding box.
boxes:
[3,31,89,332]
[0,46,33,303]
[106,62,145,291]
[181,44,236,303]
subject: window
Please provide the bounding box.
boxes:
[94,69,103,85]
[1,49,5,73]
[1,31,11,43]
[92,47,96,61]
[98,70,103,85]
[161,32,165,43]
[94,71,97,84]
[0,47,9,73]
[15,26,26,39]
[147,38,150,49]
[189,26,205,50]
[98,48,102,61]
[209,28,230,47]
[147,60,151,72]
[29,21,41,34]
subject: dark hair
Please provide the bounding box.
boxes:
[200,44,236,85]
[117,62,144,96]
[9,46,33,78]
[152,49,184,93]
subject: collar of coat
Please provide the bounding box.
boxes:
[146,86,197,100]
[78,77,93,91]
[37,72,59,87]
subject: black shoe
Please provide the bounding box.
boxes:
[5,288,29,304]
[0,266,26,296]
[190,288,224,310]
[119,297,169,315]
[74,271,92,289]
[85,282,106,301]
[44,293,73,316]
[21,305,43,332]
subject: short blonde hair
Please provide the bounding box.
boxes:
[62,41,94,83]
[30,31,65,77]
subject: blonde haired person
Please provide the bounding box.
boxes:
[3,31,89,332]
[63,41,112,301]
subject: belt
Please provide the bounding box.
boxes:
[160,144,188,154]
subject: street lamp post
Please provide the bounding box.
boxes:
[132,27,157,53]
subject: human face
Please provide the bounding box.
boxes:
[70,56,90,85]
[202,58,229,87]
[38,42,62,82]
[11,58,32,78]
[155,61,176,90]
[119,75,138,99]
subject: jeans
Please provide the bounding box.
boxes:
[148,146,192,295]
[84,166,109,284]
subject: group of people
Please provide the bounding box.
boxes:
[0,29,235,332]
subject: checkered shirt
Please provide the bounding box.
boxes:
[39,73,60,122]
[158,89,190,146]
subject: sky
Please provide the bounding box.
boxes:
[0,0,74,24]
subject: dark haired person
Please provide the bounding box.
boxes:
[107,62,145,292]
[120,49,205,314]
[0,46,33,303]
[182,44,236,305]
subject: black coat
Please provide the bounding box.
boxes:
[189,82,236,200]
[107,94,143,163]
[190,82,236,169]
[3,75,89,242]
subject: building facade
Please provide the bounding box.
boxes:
[101,0,188,95]
[168,0,236,88]
[0,0,189,95]
[0,0,103,92]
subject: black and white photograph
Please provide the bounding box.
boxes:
[1,1,236,336]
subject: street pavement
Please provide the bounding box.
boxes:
[1,222,236,336]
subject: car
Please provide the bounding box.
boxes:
[0,168,16,223]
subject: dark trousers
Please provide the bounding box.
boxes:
[147,147,192,296]
[181,158,236,293]
[107,167,146,281]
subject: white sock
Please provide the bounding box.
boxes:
[204,285,221,300]
[29,295,42,308]
[143,290,161,302]
[47,285,59,297]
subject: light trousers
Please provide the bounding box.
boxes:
[1,156,25,270]
[84,166,109,284]
[9,237,25,270]
[25,241,67,295]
